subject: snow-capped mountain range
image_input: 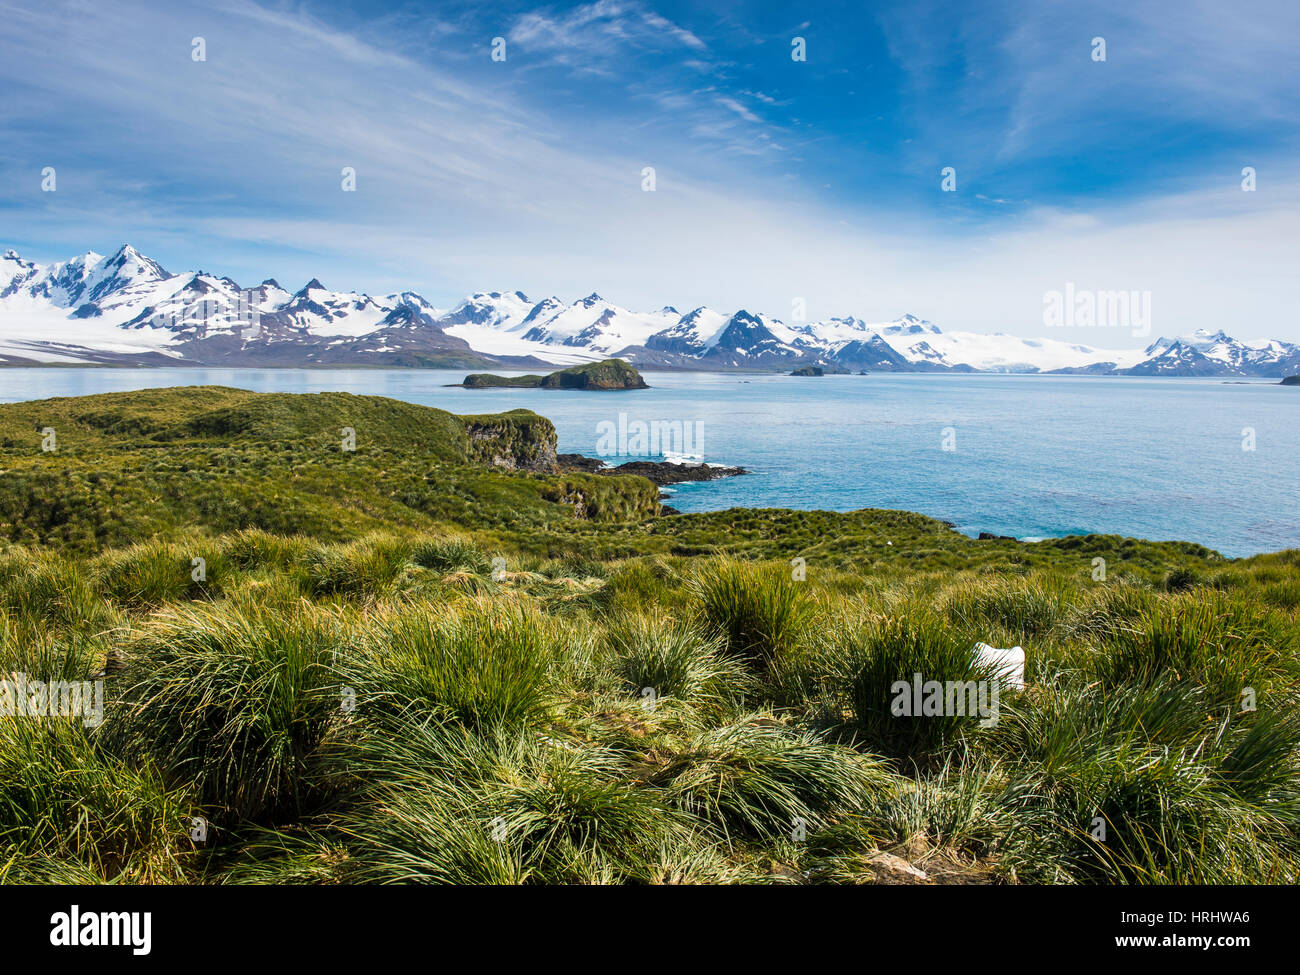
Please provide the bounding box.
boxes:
[2,245,1297,376]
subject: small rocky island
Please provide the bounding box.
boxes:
[457,358,649,390]
[790,363,848,376]
[1281,375,1300,385]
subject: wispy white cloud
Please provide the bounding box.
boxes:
[642,10,707,51]
[508,0,706,63]
[717,96,762,123]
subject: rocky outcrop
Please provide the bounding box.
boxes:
[601,460,748,485]
[462,410,558,471]
[538,474,661,521]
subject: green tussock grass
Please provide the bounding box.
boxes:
[0,386,1296,886]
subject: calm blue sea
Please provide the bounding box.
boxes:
[3,368,1297,558]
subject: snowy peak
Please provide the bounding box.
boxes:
[1125,340,1223,376]
[438,291,535,329]
[1133,329,1300,375]
[248,279,291,308]
[82,244,170,305]
[377,303,439,330]
[33,251,104,306]
[882,314,942,336]
[511,293,678,354]
[646,306,730,355]
[718,309,762,336]
[518,296,565,328]
[383,291,443,320]
[276,283,392,337]
[699,310,802,363]
[3,245,171,311]
[0,249,38,297]
[831,332,914,371]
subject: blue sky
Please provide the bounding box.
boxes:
[1,0,1298,339]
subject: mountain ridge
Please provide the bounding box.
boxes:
[3,245,1298,376]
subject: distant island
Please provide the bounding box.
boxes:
[1281,375,1300,385]
[457,358,649,390]
[790,364,852,376]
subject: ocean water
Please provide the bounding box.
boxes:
[3,367,1297,558]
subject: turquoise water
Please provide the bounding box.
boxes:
[4,368,1297,557]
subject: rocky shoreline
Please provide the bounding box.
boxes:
[557,455,1033,533]
[558,454,750,514]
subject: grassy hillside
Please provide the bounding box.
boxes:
[0,387,657,550]
[0,386,470,455]
[1,386,1298,886]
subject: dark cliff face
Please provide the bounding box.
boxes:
[462,411,559,471]
[460,414,660,519]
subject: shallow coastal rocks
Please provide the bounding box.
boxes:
[599,460,750,486]
[558,454,749,486]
